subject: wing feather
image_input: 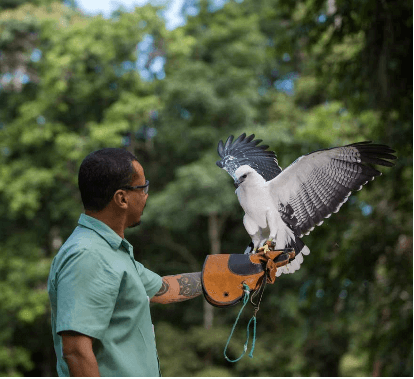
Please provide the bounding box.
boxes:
[216,133,282,180]
[304,181,328,224]
[270,142,396,236]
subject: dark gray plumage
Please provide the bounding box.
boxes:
[217,133,282,181]
[216,134,397,276]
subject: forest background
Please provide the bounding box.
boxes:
[0,0,412,376]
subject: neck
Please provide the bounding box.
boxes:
[85,208,126,239]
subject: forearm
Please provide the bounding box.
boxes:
[151,272,202,304]
[64,349,100,377]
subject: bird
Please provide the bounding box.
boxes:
[216,133,396,277]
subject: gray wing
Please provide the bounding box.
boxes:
[270,142,396,237]
[216,133,282,180]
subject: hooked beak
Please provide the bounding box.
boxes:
[234,177,244,189]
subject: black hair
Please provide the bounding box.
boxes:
[78,148,138,211]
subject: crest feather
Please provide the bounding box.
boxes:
[216,133,282,180]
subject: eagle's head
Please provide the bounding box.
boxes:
[233,165,264,189]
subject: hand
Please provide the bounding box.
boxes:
[202,247,296,307]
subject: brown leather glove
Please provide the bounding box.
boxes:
[250,244,295,284]
[202,245,295,307]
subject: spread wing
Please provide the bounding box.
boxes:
[270,142,397,237]
[216,133,282,180]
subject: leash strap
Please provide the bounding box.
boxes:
[223,283,257,362]
[224,270,270,362]
[250,272,268,310]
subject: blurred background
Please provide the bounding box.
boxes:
[0,0,412,376]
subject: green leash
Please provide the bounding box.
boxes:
[223,283,258,362]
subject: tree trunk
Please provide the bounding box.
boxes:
[204,212,223,329]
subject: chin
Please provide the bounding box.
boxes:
[128,221,141,228]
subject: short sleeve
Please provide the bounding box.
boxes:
[134,260,162,298]
[56,249,121,340]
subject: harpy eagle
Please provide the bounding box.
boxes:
[216,133,396,277]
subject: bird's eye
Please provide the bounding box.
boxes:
[241,174,247,179]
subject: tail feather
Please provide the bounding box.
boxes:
[276,235,309,277]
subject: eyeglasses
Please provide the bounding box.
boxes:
[120,180,150,195]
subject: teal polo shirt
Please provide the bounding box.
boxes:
[47,214,162,377]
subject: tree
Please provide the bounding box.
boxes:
[0,0,411,376]
[0,1,166,374]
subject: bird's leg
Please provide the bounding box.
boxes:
[243,235,261,254]
[250,235,261,253]
[264,228,277,253]
[243,215,262,254]
[243,242,255,254]
[261,239,275,254]
[265,210,280,250]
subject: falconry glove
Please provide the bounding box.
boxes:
[202,244,295,307]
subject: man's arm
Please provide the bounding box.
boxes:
[150,272,202,304]
[61,331,100,377]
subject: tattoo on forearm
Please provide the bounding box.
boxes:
[177,273,202,298]
[155,280,169,296]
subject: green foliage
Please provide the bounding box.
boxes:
[0,0,411,376]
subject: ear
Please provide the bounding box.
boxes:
[113,189,129,209]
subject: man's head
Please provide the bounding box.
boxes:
[78,148,148,228]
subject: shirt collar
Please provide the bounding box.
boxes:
[78,213,133,255]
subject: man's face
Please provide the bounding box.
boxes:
[127,160,149,228]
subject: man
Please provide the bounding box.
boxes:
[47,148,202,377]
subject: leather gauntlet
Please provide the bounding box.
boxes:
[202,247,295,307]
